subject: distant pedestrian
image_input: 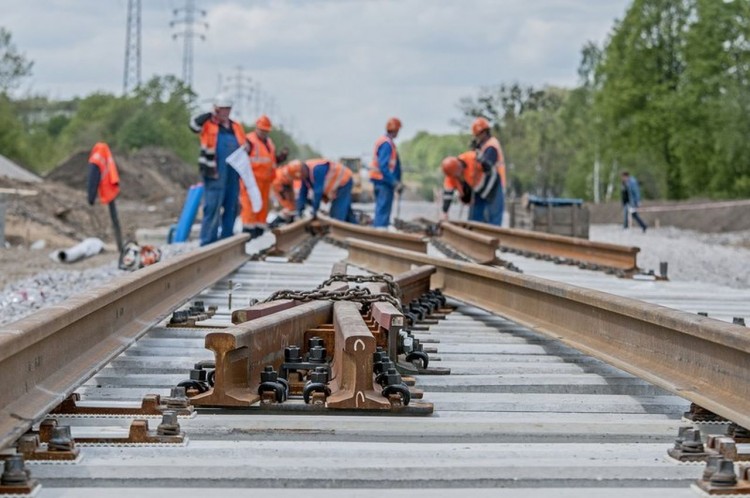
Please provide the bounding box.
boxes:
[188,93,247,246]
[621,171,647,232]
[369,117,402,228]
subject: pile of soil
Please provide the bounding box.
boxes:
[1,146,200,255]
[46,146,199,203]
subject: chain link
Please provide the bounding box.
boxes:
[317,273,402,301]
[261,286,402,312]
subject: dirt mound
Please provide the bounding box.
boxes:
[46,146,199,203]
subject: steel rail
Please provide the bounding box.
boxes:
[0,234,250,450]
[454,220,640,272]
[439,222,499,264]
[271,217,313,254]
[318,214,427,253]
[345,238,750,429]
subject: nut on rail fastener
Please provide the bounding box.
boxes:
[0,454,40,495]
[668,427,710,462]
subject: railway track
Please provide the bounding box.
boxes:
[1,216,749,497]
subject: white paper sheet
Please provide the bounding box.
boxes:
[226,147,262,213]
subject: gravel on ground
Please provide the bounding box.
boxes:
[590,224,750,289]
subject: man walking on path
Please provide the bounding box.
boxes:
[188,93,247,246]
[621,171,647,232]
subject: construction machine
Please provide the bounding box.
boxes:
[340,156,373,202]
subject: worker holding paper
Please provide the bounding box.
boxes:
[188,93,249,246]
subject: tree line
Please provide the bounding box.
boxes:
[0,28,315,175]
[401,0,750,201]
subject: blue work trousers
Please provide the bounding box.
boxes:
[469,188,504,226]
[330,179,355,222]
[623,204,647,230]
[372,183,395,228]
[199,168,240,246]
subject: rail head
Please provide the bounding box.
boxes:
[345,238,750,428]
[0,234,250,450]
[456,220,640,271]
[439,222,499,264]
[272,217,314,254]
[318,214,428,253]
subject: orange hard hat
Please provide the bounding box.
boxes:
[441,156,462,178]
[471,117,491,136]
[256,114,273,132]
[386,117,402,133]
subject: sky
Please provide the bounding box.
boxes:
[1,0,630,158]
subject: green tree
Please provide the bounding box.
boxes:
[0,27,32,93]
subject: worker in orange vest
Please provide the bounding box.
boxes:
[271,160,304,221]
[440,137,505,226]
[369,117,402,227]
[188,93,248,245]
[451,117,506,225]
[86,142,123,252]
[239,115,288,237]
[297,158,355,222]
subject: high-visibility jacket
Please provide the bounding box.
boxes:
[304,159,353,199]
[369,135,398,182]
[479,136,506,190]
[443,151,479,203]
[191,115,246,172]
[246,131,277,183]
[88,142,120,204]
[272,162,304,213]
[298,159,353,215]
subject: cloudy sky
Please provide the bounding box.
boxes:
[2,0,630,157]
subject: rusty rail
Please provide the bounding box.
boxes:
[0,234,250,450]
[191,300,333,407]
[271,217,314,254]
[318,214,427,253]
[345,238,750,429]
[439,222,499,264]
[455,220,640,272]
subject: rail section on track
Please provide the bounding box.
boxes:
[22,240,704,496]
[3,220,749,496]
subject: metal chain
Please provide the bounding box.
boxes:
[260,286,402,312]
[317,274,402,302]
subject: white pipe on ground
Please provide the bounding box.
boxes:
[50,238,105,263]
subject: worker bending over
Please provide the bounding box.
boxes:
[296,158,355,222]
[369,117,402,227]
[440,147,503,226]
[188,94,247,246]
[239,115,288,237]
[445,117,506,226]
[271,160,304,221]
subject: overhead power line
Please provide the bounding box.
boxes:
[225,66,253,123]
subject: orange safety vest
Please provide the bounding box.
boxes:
[198,120,246,171]
[369,135,398,181]
[443,151,481,198]
[480,136,506,189]
[88,142,120,204]
[305,159,353,199]
[246,131,277,183]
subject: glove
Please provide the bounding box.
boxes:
[395,182,404,195]
[276,147,289,163]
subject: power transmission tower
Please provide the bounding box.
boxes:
[170,0,208,89]
[123,0,141,94]
[225,66,253,123]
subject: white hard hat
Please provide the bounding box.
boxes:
[213,93,233,108]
